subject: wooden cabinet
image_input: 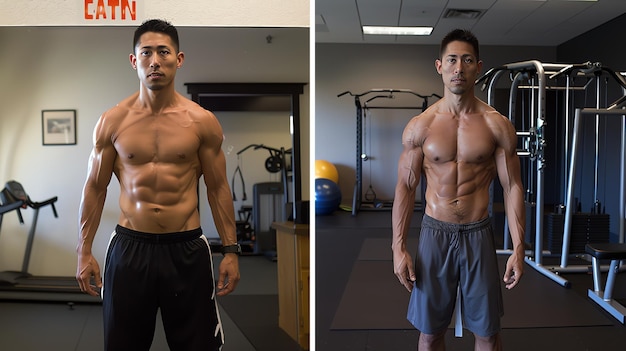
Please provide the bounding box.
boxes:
[272,221,309,349]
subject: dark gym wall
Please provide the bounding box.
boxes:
[557,13,626,71]
[557,13,626,241]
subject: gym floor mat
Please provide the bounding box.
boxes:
[218,294,305,351]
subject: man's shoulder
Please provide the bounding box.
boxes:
[99,105,129,127]
[479,103,517,143]
[474,98,503,117]
[401,109,437,146]
[102,93,138,119]
[408,104,440,132]
[176,98,223,140]
[176,95,215,119]
[412,102,439,121]
[482,107,512,127]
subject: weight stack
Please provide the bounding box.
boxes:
[545,212,610,254]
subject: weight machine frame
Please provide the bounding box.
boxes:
[232,144,292,256]
[476,60,626,287]
[338,89,441,216]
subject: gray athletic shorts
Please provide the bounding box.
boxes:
[407,214,503,337]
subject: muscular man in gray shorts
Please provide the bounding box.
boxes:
[391,29,526,351]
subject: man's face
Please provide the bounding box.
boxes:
[435,40,482,96]
[130,31,183,90]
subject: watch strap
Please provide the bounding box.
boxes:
[222,244,242,255]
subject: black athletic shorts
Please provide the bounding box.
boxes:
[407,214,503,337]
[102,225,223,351]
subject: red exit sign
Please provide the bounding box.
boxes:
[84,0,137,21]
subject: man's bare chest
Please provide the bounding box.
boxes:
[114,117,200,165]
[422,119,496,164]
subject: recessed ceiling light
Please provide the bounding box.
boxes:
[362,26,433,36]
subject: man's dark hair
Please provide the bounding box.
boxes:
[440,29,479,60]
[133,19,180,53]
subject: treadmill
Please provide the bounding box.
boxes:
[0,180,100,303]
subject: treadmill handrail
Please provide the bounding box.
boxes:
[0,201,23,216]
[3,181,58,218]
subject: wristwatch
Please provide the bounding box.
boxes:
[221,244,242,256]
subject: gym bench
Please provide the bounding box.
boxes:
[585,243,626,323]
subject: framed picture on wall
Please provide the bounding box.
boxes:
[42,109,77,145]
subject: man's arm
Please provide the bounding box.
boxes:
[199,110,240,297]
[76,113,115,296]
[494,115,526,289]
[392,119,424,292]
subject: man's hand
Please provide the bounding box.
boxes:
[216,254,240,296]
[503,250,524,289]
[76,253,102,296]
[393,247,416,292]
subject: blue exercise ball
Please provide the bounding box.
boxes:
[315,178,342,215]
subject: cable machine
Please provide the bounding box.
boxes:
[338,89,441,216]
[231,144,291,258]
[476,60,626,287]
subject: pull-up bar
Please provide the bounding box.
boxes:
[338,89,441,112]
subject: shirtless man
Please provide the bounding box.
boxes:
[391,29,525,351]
[76,19,240,350]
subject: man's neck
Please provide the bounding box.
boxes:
[440,91,477,116]
[137,84,178,114]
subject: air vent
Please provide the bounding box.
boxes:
[443,8,484,20]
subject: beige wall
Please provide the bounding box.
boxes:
[0,26,309,276]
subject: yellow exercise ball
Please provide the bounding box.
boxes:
[315,160,339,184]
